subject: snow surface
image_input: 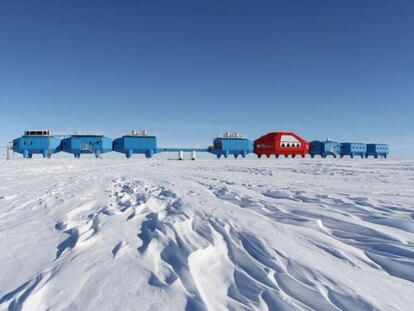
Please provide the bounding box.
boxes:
[0,159,414,311]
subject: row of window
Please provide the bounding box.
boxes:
[280,143,301,148]
[350,146,366,151]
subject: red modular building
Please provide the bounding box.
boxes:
[254,132,309,158]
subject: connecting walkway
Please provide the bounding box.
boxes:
[157,147,209,160]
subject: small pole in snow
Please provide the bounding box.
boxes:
[6,145,10,161]
[191,151,196,160]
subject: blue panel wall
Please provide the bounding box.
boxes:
[12,136,61,158]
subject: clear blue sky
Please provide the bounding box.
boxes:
[1,1,413,158]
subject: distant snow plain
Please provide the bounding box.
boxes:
[0,159,413,311]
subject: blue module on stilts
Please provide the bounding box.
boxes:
[208,133,254,159]
[339,143,367,158]
[309,140,340,158]
[61,134,112,158]
[365,144,389,158]
[113,131,158,158]
[12,130,61,158]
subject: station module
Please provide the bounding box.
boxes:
[366,144,389,158]
[12,130,61,158]
[61,133,112,158]
[339,143,367,159]
[113,130,158,158]
[208,133,254,159]
[309,139,340,158]
[254,132,309,158]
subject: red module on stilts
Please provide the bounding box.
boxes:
[254,132,309,158]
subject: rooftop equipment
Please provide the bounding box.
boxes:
[24,130,51,136]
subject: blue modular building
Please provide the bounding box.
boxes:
[113,131,158,158]
[208,133,254,159]
[61,134,112,158]
[339,143,367,158]
[12,130,61,158]
[309,140,340,158]
[366,144,389,158]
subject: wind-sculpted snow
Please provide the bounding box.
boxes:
[0,159,413,310]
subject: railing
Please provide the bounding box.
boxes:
[80,143,102,159]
